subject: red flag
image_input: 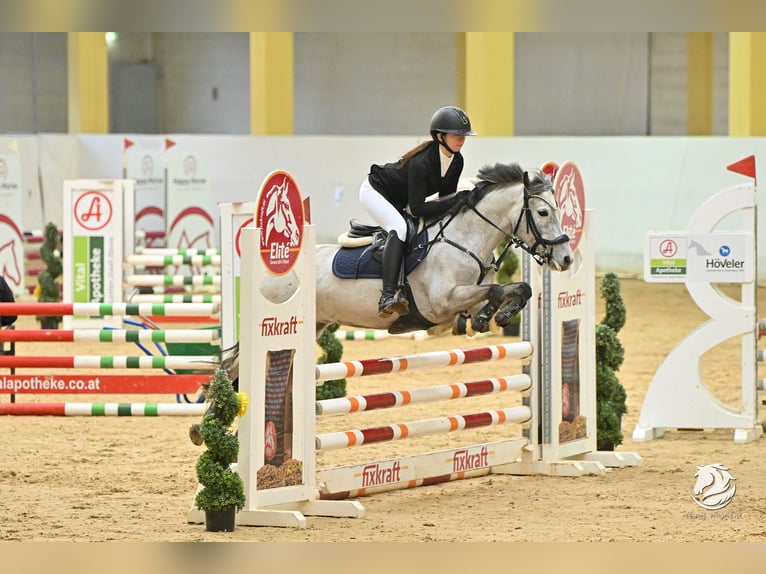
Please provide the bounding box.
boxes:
[165,138,176,150]
[123,138,134,150]
[726,155,756,179]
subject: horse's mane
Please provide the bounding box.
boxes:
[462,162,525,208]
[476,162,524,185]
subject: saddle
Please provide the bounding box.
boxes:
[331,217,428,280]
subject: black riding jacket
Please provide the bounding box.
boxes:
[368,141,465,220]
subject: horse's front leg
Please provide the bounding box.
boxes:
[468,284,505,334]
[494,282,532,327]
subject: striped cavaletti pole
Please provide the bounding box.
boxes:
[316,374,531,416]
[0,355,218,370]
[134,247,221,256]
[0,328,221,344]
[315,341,533,382]
[334,329,428,341]
[123,294,221,304]
[124,275,221,287]
[315,406,531,450]
[0,403,207,416]
[125,254,222,267]
[0,302,219,316]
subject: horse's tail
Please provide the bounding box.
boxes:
[220,342,240,390]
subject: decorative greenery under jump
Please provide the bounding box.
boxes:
[194,368,247,513]
[595,272,628,451]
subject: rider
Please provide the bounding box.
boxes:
[359,105,477,318]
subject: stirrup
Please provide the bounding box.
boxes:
[378,295,395,318]
[380,293,409,317]
[378,291,409,318]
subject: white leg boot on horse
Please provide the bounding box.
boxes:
[377,230,410,318]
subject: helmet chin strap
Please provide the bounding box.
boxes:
[435,133,457,155]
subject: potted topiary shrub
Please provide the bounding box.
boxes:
[595,272,628,451]
[316,322,347,400]
[35,222,62,329]
[494,239,521,336]
[194,368,247,531]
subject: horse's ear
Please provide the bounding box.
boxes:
[523,168,546,191]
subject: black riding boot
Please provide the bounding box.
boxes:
[377,230,409,318]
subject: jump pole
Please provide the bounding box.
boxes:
[0,355,217,370]
[0,402,207,416]
[0,302,219,317]
[0,328,221,344]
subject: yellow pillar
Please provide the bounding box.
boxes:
[729,33,766,136]
[67,32,109,133]
[687,33,712,135]
[462,33,515,136]
[250,33,294,135]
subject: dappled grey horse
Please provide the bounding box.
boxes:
[218,163,573,379]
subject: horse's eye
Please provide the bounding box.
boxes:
[538,208,549,217]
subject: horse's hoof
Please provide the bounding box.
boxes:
[452,314,468,335]
[189,423,204,446]
[471,314,490,334]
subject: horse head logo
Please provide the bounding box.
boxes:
[182,155,197,177]
[691,463,736,510]
[0,239,22,288]
[264,176,300,247]
[558,169,583,229]
[141,154,154,177]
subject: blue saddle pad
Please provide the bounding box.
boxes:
[331,230,429,279]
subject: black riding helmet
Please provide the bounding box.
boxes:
[429,106,476,153]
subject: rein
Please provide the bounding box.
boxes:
[425,184,569,283]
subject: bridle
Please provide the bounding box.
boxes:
[508,186,570,265]
[426,182,569,283]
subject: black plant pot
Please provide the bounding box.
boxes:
[205,506,236,532]
[502,321,520,337]
[39,317,60,330]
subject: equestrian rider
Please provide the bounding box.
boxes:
[359,106,477,318]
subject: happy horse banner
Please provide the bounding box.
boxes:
[0,147,24,296]
[63,179,135,329]
[164,139,217,252]
[122,138,165,247]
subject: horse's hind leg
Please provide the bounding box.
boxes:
[494,282,532,326]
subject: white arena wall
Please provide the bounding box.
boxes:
[3,133,765,279]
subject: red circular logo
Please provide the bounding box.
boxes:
[553,162,586,253]
[541,161,559,181]
[74,191,113,231]
[659,239,677,258]
[255,171,304,276]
